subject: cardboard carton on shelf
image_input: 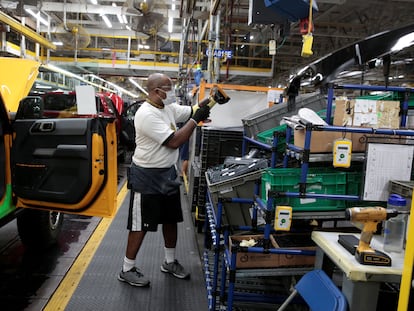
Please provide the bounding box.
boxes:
[334,99,400,129]
[229,233,315,269]
[334,99,402,151]
[229,234,280,269]
[293,129,369,153]
[272,233,316,268]
[294,98,401,153]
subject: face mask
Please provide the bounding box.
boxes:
[158,89,176,106]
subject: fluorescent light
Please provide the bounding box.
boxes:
[101,15,112,28]
[116,15,124,24]
[35,84,52,89]
[112,2,124,24]
[391,32,414,52]
[168,17,173,33]
[122,15,128,24]
[126,25,132,31]
[86,74,140,98]
[91,0,98,4]
[25,8,49,27]
[52,41,63,46]
[129,78,148,96]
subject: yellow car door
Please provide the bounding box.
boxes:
[0,57,117,218]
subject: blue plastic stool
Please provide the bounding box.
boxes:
[277,269,348,311]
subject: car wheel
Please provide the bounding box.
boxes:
[17,209,64,248]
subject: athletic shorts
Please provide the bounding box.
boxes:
[127,191,183,232]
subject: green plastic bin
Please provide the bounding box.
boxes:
[256,109,330,151]
[257,124,289,152]
[261,167,348,211]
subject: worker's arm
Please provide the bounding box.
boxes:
[163,105,210,149]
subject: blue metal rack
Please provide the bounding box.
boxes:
[282,84,414,204]
[204,83,414,310]
[204,186,315,310]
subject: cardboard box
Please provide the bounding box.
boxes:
[334,99,400,129]
[294,128,368,153]
[229,234,315,269]
[229,234,279,268]
[272,233,316,268]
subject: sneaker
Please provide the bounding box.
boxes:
[160,260,190,279]
[118,267,150,287]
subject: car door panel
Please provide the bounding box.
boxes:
[11,117,117,217]
[0,122,5,200]
[0,100,14,220]
[0,57,117,219]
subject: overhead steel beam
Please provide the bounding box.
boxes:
[41,3,130,15]
[0,11,56,50]
[40,2,180,17]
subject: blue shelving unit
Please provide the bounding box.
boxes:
[204,83,414,310]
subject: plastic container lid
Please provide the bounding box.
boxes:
[388,194,406,207]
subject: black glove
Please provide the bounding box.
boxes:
[191,105,210,123]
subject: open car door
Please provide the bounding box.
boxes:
[1,58,117,218]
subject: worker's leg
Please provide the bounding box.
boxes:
[161,222,190,279]
[126,230,147,259]
[118,191,151,286]
[162,223,177,248]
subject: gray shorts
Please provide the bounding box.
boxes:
[127,191,183,231]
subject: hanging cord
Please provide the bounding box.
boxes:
[308,0,313,34]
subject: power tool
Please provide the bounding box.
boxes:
[192,84,230,114]
[345,206,401,266]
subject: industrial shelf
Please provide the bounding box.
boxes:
[205,83,414,310]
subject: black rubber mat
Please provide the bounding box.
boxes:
[65,189,208,311]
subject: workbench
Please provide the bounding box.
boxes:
[311,231,404,311]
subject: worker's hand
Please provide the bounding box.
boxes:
[191,105,210,123]
[198,97,210,107]
[191,97,210,114]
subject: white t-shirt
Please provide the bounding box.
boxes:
[132,101,192,168]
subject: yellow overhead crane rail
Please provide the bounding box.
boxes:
[0,11,56,51]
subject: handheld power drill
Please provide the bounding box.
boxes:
[192,84,230,115]
[345,206,403,266]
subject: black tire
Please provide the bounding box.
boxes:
[17,209,64,248]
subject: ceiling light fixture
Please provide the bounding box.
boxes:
[129,78,148,96]
[101,15,112,28]
[88,74,139,97]
[90,0,98,4]
[168,17,173,33]
[138,44,150,49]
[42,64,139,98]
[112,3,124,24]
[25,8,49,27]
[391,32,414,52]
[35,83,53,89]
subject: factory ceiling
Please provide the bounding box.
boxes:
[0,0,414,97]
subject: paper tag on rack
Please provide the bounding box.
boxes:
[274,206,292,231]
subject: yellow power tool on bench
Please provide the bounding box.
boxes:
[345,206,402,266]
